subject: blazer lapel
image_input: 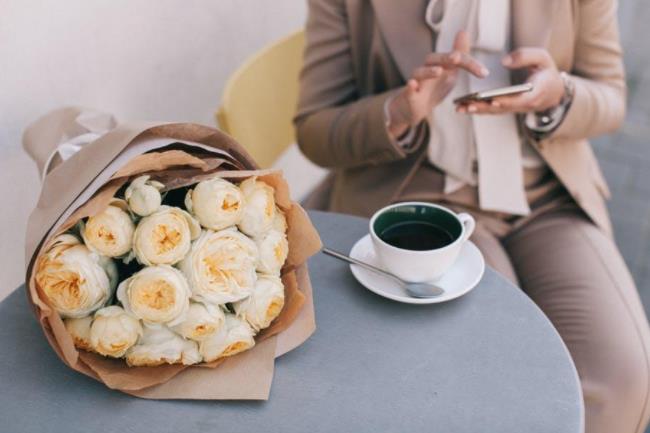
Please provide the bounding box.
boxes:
[511,0,560,48]
[370,0,432,81]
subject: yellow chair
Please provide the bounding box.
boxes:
[216,30,305,168]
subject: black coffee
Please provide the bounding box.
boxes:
[379,221,455,251]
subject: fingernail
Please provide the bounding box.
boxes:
[491,101,501,108]
[502,56,512,66]
[468,105,477,113]
[480,67,490,77]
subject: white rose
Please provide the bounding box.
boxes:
[234,274,285,331]
[272,207,288,233]
[35,234,117,318]
[125,175,164,217]
[179,229,258,305]
[199,314,256,362]
[81,199,135,257]
[185,177,244,230]
[171,302,226,342]
[89,306,142,358]
[255,229,289,275]
[64,316,93,351]
[126,324,201,366]
[237,177,276,238]
[117,265,191,327]
[133,206,200,265]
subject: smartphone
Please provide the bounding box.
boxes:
[453,83,534,105]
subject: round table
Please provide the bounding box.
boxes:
[0,211,583,433]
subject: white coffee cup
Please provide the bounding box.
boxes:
[369,202,475,282]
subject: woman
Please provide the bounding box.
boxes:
[294,1,650,432]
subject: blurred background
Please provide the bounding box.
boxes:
[1,0,649,317]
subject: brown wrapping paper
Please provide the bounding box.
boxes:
[23,109,322,399]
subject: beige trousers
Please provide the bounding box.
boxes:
[471,206,650,433]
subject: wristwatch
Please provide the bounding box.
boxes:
[525,71,575,140]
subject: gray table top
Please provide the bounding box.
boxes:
[0,210,583,433]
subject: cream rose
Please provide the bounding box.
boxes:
[126,324,201,366]
[125,175,164,217]
[89,306,142,358]
[35,234,117,318]
[237,177,277,238]
[117,265,191,327]
[185,177,244,230]
[199,314,256,362]
[234,274,285,331]
[64,316,93,351]
[272,206,288,233]
[172,302,226,342]
[255,229,289,275]
[179,229,258,305]
[81,199,135,258]
[133,206,200,265]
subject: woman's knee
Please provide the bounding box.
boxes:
[506,212,650,431]
[580,336,650,433]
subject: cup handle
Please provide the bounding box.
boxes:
[457,213,475,241]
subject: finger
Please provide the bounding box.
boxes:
[460,101,503,114]
[486,92,539,113]
[492,83,543,108]
[425,52,489,77]
[411,66,443,81]
[502,47,552,69]
[452,30,470,54]
[407,78,419,94]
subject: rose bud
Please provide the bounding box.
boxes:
[126,324,201,366]
[255,229,288,275]
[81,199,135,258]
[237,177,277,238]
[89,306,142,358]
[185,177,244,230]
[234,274,285,332]
[172,302,226,342]
[64,316,94,351]
[199,314,256,362]
[125,175,164,217]
[272,206,288,233]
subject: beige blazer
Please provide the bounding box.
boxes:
[294,0,626,234]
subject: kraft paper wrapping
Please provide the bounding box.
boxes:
[22,108,322,399]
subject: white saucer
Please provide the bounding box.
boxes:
[349,234,485,304]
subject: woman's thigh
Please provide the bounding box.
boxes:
[504,209,650,433]
[469,222,519,286]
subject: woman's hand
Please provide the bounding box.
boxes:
[387,31,489,139]
[457,48,565,115]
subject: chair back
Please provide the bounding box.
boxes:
[216,30,305,168]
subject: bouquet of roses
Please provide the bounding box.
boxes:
[23,108,321,399]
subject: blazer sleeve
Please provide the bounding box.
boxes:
[552,0,626,140]
[293,0,426,169]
